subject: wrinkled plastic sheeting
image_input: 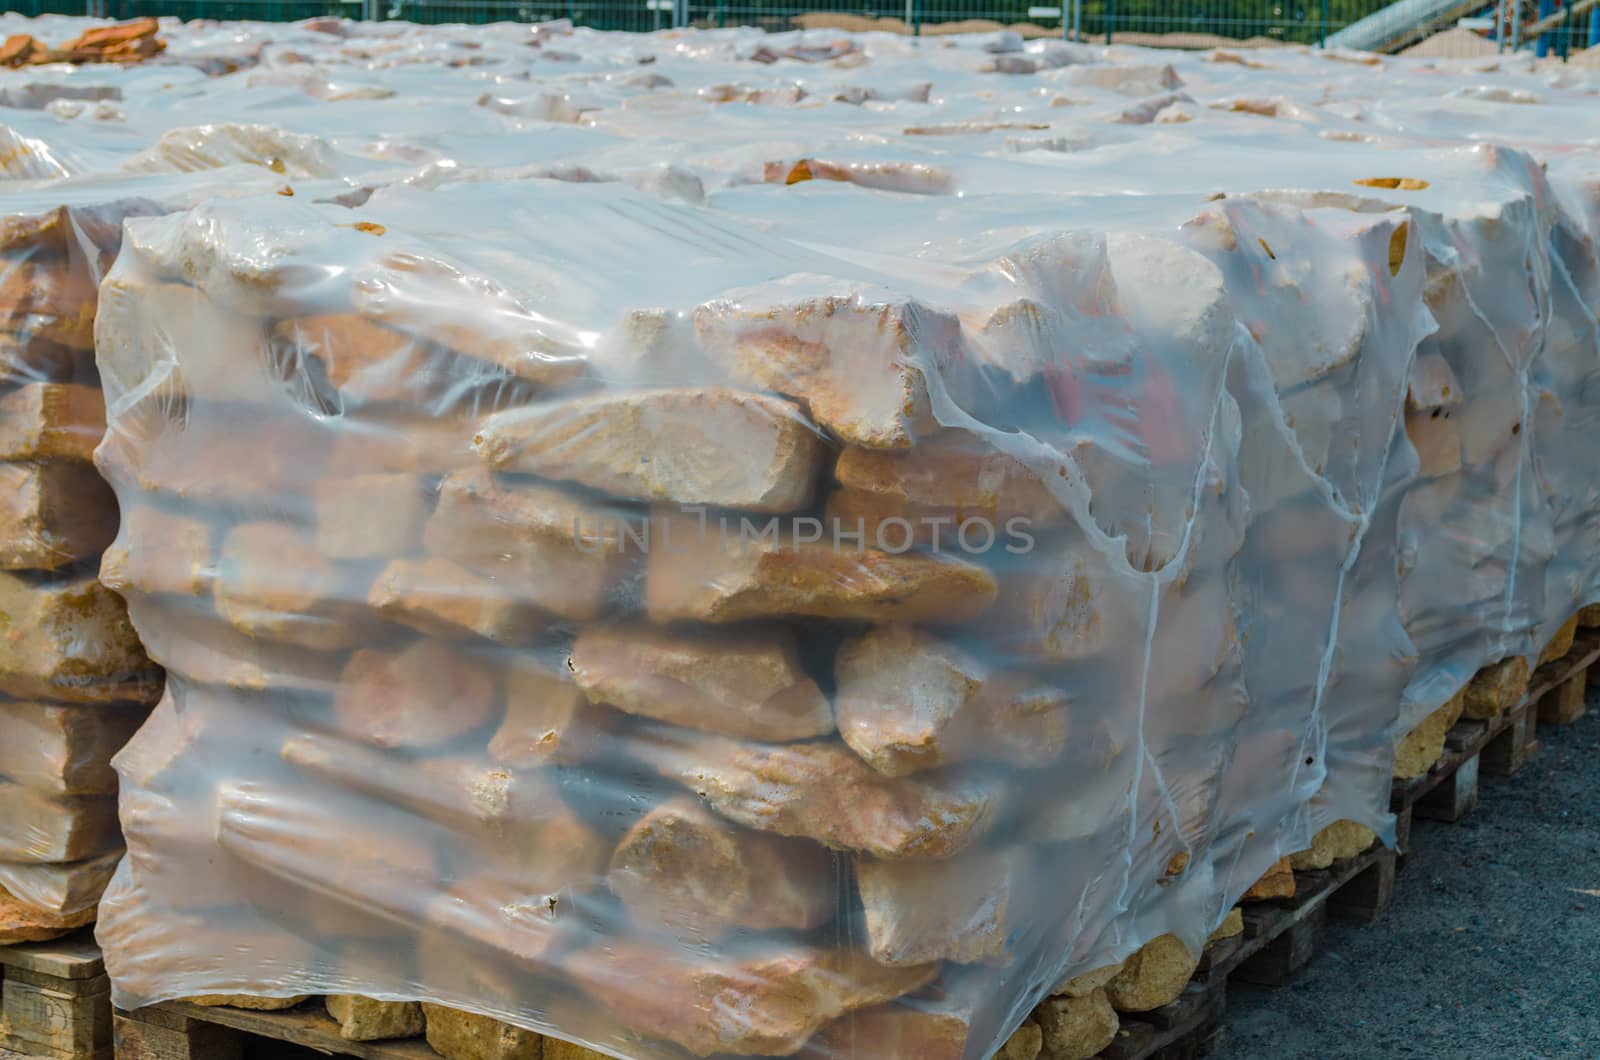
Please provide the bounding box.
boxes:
[44,28,1599,1060]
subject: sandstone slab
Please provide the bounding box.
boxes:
[1462,655,1528,719]
[422,1004,542,1060]
[0,460,119,571]
[0,699,146,795]
[1289,819,1376,871]
[1103,934,1197,1012]
[1241,856,1294,900]
[608,796,834,935]
[99,503,214,597]
[474,386,826,512]
[0,570,161,703]
[0,382,104,461]
[315,473,430,559]
[570,623,831,741]
[856,847,1025,966]
[835,625,1068,775]
[332,642,500,749]
[325,995,426,1041]
[370,556,547,645]
[0,883,96,944]
[1034,988,1119,1059]
[1393,689,1465,779]
[0,782,119,862]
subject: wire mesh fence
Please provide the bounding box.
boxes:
[40,0,1596,56]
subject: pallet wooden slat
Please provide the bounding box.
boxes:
[115,1000,439,1060]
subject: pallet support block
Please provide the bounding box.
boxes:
[1481,701,1539,776]
[1327,849,1396,923]
[1538,669,1587,725]
[1234,901,1327,987]
[0,931,112,1060]
[1413,754,1479,822]
[115,1006,244,1060]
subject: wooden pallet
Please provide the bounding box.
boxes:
[1100,841,1397,1060]
[114,999,438,1060]
[0,929,112,1060]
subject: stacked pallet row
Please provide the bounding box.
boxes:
[0,200,162,947]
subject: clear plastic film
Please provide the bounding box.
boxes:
[6,17,1583,1060]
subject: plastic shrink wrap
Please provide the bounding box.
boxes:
[50,20,1600,1060]
[0,168,373,943]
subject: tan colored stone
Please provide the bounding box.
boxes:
[1103,935,1197,1013]
[0,883,96,944]
[0,700,146,795]
[282,734,609,890]
[332,642,499,750]
[568,939,937,1057]
[0,571,161,703]
[271,313,512,408]
[488,654,597,768]
[187,995,308,1011]
[856,847,1024,966]
[1053,961,1125,998]
[999,1016,1043,1059]
[423,469,629,622]
[570,623,831,741]
[645,729,1002,859]
[982,540,1110,663]
[133,604,340,695]
[96,278,279,405]
[1405,408,1462,478]
[1241,856,1295,900]
[422,1004,542,1060]
[1462,655,1529,720]
[0,461,118,571]
[475,387,827,513]
[694,289,966,449]
[835,626,1067,776]
[1208,906,1244,943]
[833,432,1066,526]
[1289,820,1377,871]
[325,995,426,1041]
[609,796,834,935]
[350,251,587,392]
[0,784,118,863]
[541,1037,613,1060]
[0,850,122,916]
[0,259,97,351]
[214,522,376,650]
[0,383,104,462]
[1034,988,1119,1059]
[644,513,997,625]
[315,473,430,560]
[370,557,546,646]
[1393,689,1466,779]
[1539,614,1580,667]
[0,331,88,386]
[99,503,214,597]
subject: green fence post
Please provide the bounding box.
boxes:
[1106,0,1114,42]
[1320,0,1329,45]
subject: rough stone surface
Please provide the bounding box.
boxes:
[370,556,547,645]
[0,382,104,461]
[423,469,628,622]
[1289,819,1377,871]
[332,641,499,749]
[325,995,426,1041]
[0,883,96,944]
[1053,960,1125,998]
[0,259,97,351]
[997,1016,1043,1059]
[570,623,832,741]
[1241,856,1296,900]
[856,847,1024,965]
[644,514,997,625]
[830,432,1067,529]
[487,654,595,768]
[568,940,937,1057]
[1393,689,1466,779]
[99,503,214,597]
[608,796,835,935]
[835,625,1068,775]
[1034,988,1119,1059]
[646,729,1002,859]
[213,521,376,650]
[1462,655,1529,720]
[1538,614,1580,666]
[0,700,146,795]
[0,570,161,703]
[694,289,967,450]
[1209,906,1245,942]
[475,386,827,512]
[1104,934,1198,1012]
[186,994,309,1010]
[0,461,119,571]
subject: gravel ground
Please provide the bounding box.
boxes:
[1217,685,1600,1059]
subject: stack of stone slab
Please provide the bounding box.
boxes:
[0,200,162,944]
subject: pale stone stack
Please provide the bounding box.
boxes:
[87,181,1264,1060]
[0,204,162,944]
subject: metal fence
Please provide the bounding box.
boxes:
[27,0,1590,54]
